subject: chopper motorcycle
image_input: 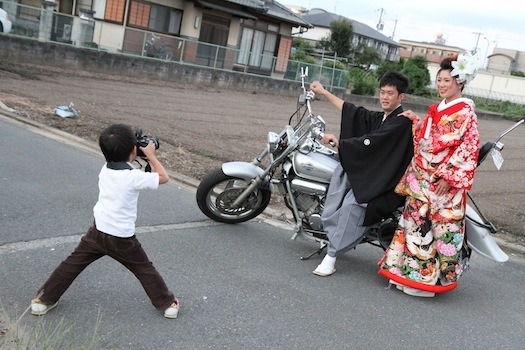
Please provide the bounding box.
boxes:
[196,68,522,263]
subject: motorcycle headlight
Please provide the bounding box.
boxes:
[267,132,280,154]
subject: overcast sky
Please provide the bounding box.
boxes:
[289,0,525,57]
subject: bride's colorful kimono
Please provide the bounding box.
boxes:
[378,98,480,293]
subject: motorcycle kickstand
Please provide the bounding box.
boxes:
[300,242,327,260]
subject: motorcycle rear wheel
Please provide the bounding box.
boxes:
[196,168,271,224]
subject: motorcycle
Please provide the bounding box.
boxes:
[196,67,523,263]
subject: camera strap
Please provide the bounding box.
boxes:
[107,162,133,170]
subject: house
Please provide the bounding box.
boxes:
[398,39,463,64]
[5,0,311,77]
[292,8,402,62]
[486,48,525,75]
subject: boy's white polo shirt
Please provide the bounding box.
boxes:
[93,163,159,238]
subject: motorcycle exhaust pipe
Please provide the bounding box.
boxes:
[290,179,327,196]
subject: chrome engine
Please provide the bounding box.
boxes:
[290,178,327,231]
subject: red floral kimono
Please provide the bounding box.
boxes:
[378,98,480,293]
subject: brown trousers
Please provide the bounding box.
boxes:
[37,224,174,310]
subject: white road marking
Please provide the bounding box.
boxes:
[0,221,223,254]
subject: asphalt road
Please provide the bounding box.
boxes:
[1,115,525,349]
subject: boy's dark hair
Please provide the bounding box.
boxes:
[99,124,136,162]
[379,72,409,94]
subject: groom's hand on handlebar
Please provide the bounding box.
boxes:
[305,90,315,101]
[309,81,326,96]
[322,133,339,148]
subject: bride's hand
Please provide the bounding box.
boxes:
[398,110,418,121]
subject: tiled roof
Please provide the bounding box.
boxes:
[224,0,311,27]
[301,9,401,47]
[225,0,266,10]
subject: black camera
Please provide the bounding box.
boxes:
[135,128,159,157]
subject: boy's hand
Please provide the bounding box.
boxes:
[139,141,169,184]
[139,141,157,159]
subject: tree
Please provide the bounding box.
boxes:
[375,58,405,79]
[316,18,354,57]
[402,56,431,95]
[348,67,377,95]
[354,44,381,70]
[292,37,313,51]
[290,37,315,63]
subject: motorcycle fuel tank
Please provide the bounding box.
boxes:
[292,151,339,184]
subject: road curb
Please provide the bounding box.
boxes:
[0,109,201,190]
[493,237,525,257]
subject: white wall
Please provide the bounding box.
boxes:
[93,22,125,52]
[92,0,106,20]
[296,26,329,41]
[428,62,525,102]
[179,1,200,39]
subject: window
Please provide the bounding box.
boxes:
[128,0,182,35]
[129,1,150,28]
[237,20,279,70]
[105,0,125,23]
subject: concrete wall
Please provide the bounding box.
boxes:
[0,35,332,97]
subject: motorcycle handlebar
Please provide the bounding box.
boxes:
[496,119,524,143]
[477,119,523,167]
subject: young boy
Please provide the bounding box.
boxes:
[30,124,179,319]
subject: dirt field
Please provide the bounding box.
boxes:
[1,62,524,244]
[0,62,352,179]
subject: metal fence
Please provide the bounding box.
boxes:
[0,0,348,89]
[427,86,525,105]
[463,86,525,105]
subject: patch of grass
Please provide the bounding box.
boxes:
[0,301,104,350]
[196,150,217,158]
[471,98,525,120]
[420,89,525,120]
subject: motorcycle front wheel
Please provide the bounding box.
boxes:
[196,168,271,224]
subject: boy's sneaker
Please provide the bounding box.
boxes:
[164,299,180,319]
[31,299,58,316]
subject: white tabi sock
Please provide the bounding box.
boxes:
[319,254,336,269]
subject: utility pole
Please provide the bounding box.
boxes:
[391,19,398,39]
[376,8,385,31]
[472,31,483,53]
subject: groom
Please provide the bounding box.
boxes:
[309,72,414,276]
